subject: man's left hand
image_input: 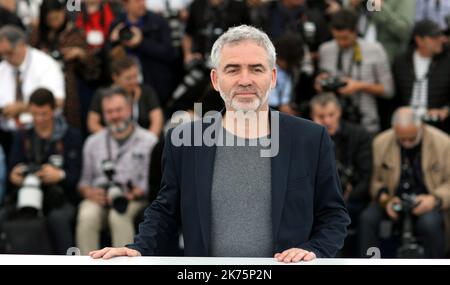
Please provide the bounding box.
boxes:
[36,164,64,185]
[338,78,362,96]
[125,27,143,48]
[125,187,146,201]
[412,194,437,216]
[274,248,316,263]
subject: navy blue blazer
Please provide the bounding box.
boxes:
[128,110,350,258]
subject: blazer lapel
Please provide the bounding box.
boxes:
[270,112,291,242]
[194,113,221,255]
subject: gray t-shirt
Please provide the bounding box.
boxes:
[210,128,273,257]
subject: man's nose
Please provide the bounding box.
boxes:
[237,70,252,86]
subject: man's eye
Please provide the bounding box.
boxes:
[226,69,237,74]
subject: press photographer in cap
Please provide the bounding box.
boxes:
[392,19,450,134]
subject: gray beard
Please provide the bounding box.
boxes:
[108,120,131,134]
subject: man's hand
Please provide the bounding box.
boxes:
[61,47,86,61]
[412,194,436,216]
[124,27,143,48]
[183,52,203,66]
[125,187,146,201]
[83,187,107,206]
[385,196,401,221]
[325,0,342,15]
[427,108,449,121]
[10,163,26,186]
[110,23,125,42]
[274,248,316,263]
[2,102,28,118]
[338,78,362,96]
[90,247,141,259]
[314,72,329,93]
[36,164,64,185]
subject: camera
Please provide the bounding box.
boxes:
[169,58,207,107]
[16,164,43,215]
[392,193,426,258]
[101,160,128,214]
[118,26,134,42]
[336,161,355,193]
[320,76,348,93]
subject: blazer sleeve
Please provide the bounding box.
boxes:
[126,129,180,255]
[297,127,351,258]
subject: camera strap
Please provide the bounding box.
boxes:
[105,131,130,166]
[23,130,64,165]
[336,42,362,79]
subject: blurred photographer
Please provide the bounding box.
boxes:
[310,93,372,231]
[6,88,82,254]
[108,0,174,105]
[393,20,450,134]
[87,56,163,138]
[316,9,394,134]
[76,87,158,255]
[32,0,101,130]
[359,107,450,258]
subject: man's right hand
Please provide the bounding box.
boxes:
[385,196,401,221]
[2,102,27,118]
[183,52,202,66]
[83,187,107,206]
[90,247,141,259]
[10,164,25,186]
[110,23,125,42]
[314,72,329,93]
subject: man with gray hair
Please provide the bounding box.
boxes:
[0,25,65,132]
[76,87,158,255]
[91,25,349,262]
[359,106,450,258]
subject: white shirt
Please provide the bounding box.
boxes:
[411,51,432,111]
[0,47,65,130]
[413,51,432,80]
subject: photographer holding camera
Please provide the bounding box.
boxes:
[316,9,394,134]
[310,93,372,256]
[108,0,174,105]
[76,87,158,255]
[5,88,82,254]
[359,107,450,258]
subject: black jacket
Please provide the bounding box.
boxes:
[8,126,83,206]
[127,111,350,257]
[393,47,450,109]
[332,121,372,205]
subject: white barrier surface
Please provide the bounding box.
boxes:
[0,255,449,265]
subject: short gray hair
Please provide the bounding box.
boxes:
[101,86,132,106]
[391,107,423,127]
[310,93,342,110]
[210,25,276,70]
[0,25,27,48]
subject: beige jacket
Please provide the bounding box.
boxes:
[371,125,450,208]
[371,125,450,247]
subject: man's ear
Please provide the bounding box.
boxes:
[210,69,220,91]
[270,67,277,89]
